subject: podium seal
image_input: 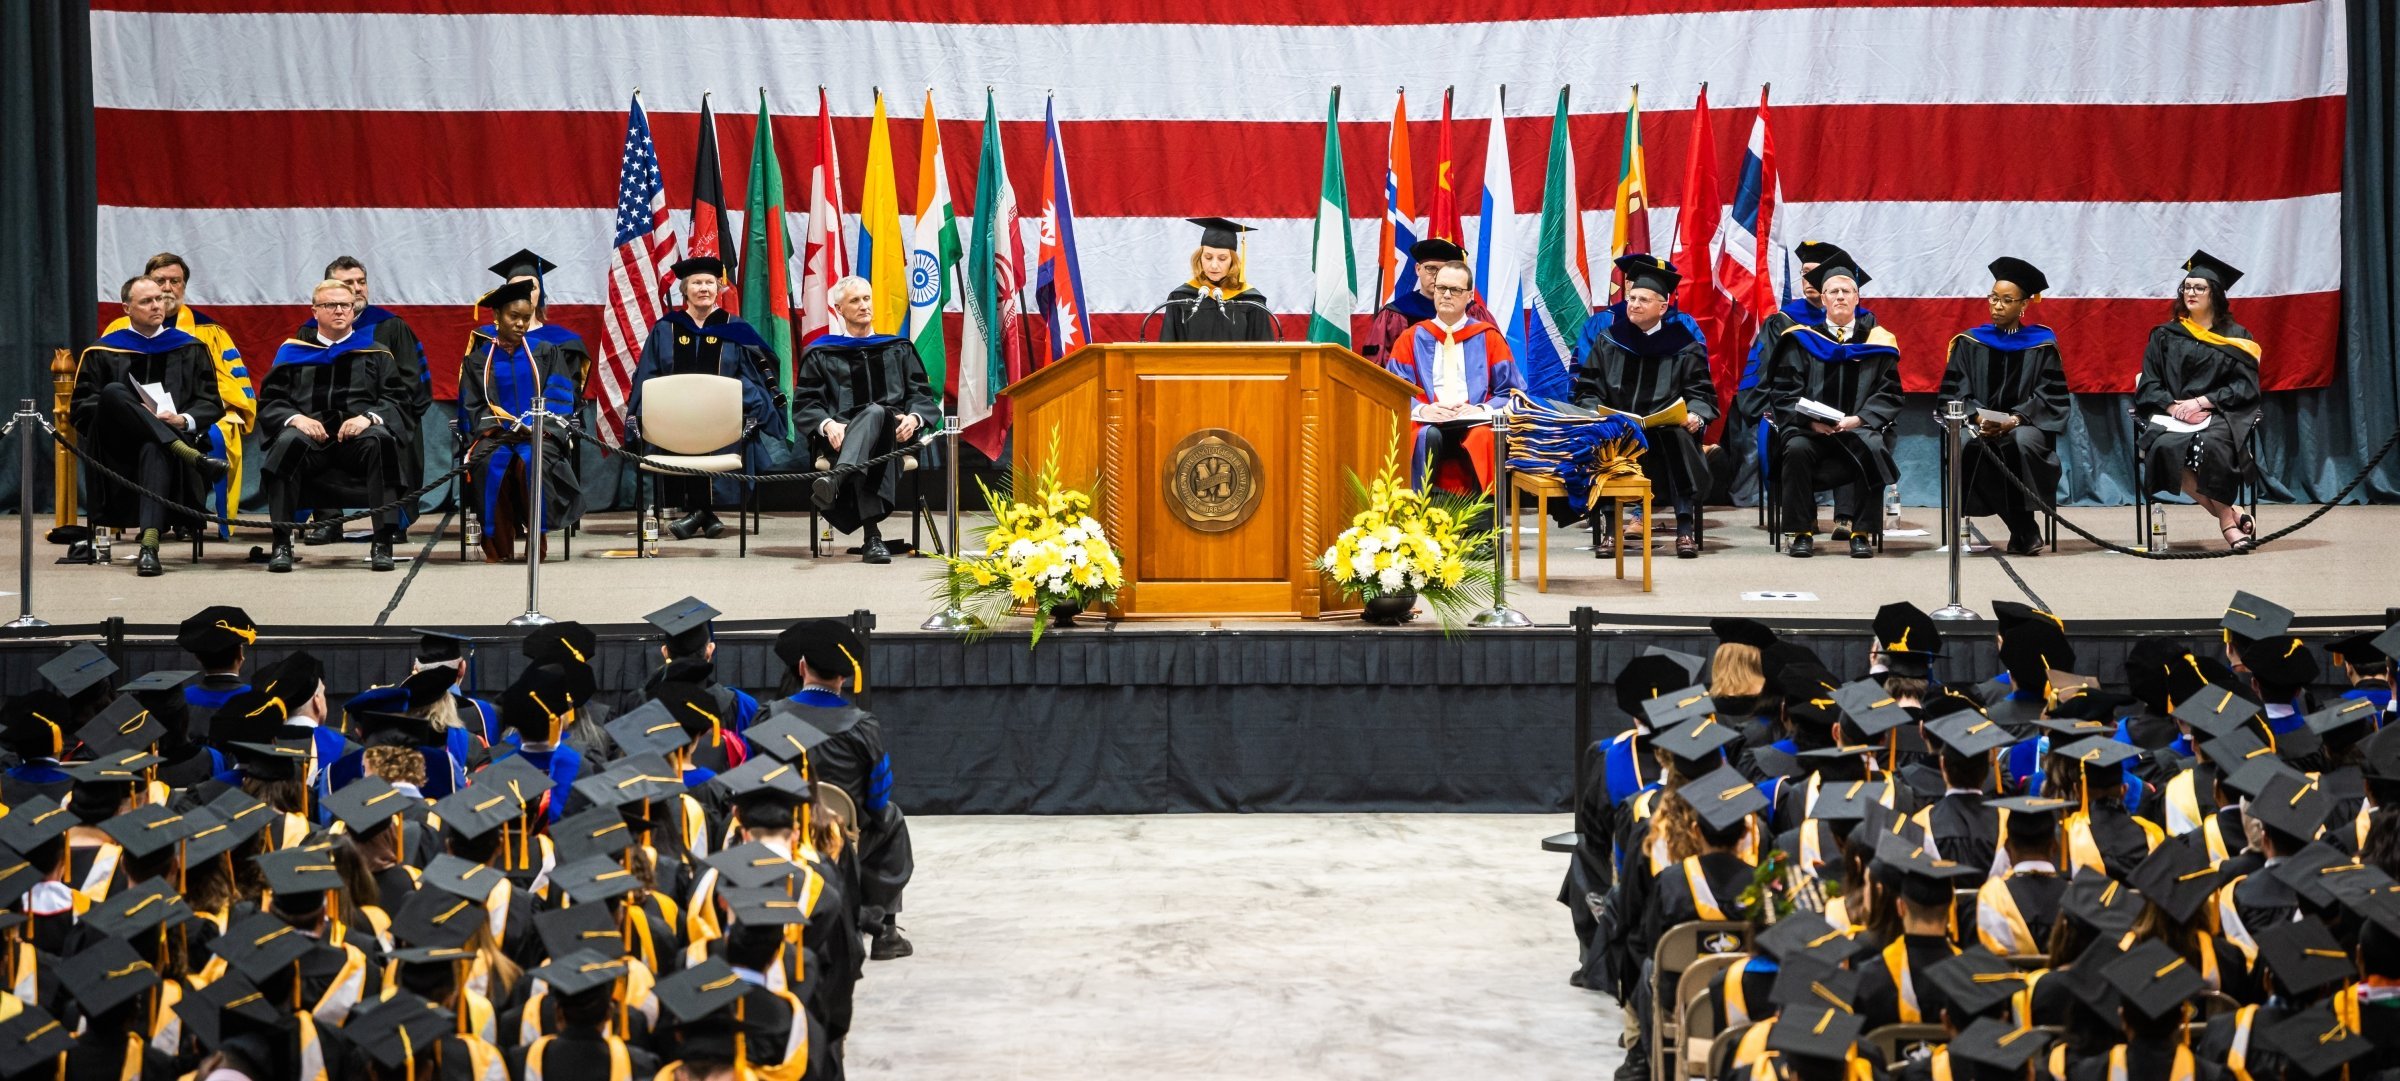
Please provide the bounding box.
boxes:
[1163,428,1262,533]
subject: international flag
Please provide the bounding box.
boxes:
[1524,86,1591,402]
[687,92,737,290]
[798,88,850,351]
[960,90,1029,461]
[1712,86,1782,323]
[1475,85,1526,357]
[1608,85,1653,301]
[1035,96,1090,360]
[858,91,909,335]
[1307,87,1356,348]
[1429,87,1460,244]
[594,93,675,447]
[906,90,964,398]
[1375,90,1421,309]
[1669,84,1733,429]
[739,88,796,435]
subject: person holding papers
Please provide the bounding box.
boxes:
[1940,257,2070,555]
[1385,264,1527,495]
[1570,254,1716,559]
[2136,250,2263,551]
[69,275,229,577]
[1756,254,1903,558]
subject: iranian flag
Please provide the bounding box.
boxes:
[739,89,796,435]
[907,90,964,398]
[959,90,1028,461]
[1307,87,1356,348]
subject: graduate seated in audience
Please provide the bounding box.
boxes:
[1973,796,2069,957]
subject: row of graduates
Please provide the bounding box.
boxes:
[1569,592,2400,1081]
[0,602,916,1079]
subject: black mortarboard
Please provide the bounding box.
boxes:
[0,1005,73,1076]
[1999,623,2074,697]
[655,957,750,1023]
[205,687,286,747]
[536,902,626,961]
[119,669,196,697]
[436,780,526,844]
[226,738,308,782]
[1989,599,2060,633]
[2226,755,2306,801]
[1803,258,1869,291]
[1793,240,1847,265]
[2049,688,2134,724]
[177,808,245,864]
[1926,711,2015,758]
[1808,778,1889,824]
[2123,638,2193,714]
[2265,999,2373,1079]
[2054,735,2140,771]
[413,628,474,665]
[644,595,721,652]
[99,804,196,861]
[1614,655,1694,720]
[551,804,635,865]
[348,993,459,1072]
[743,712,834,764]
[211,912,318,980]
[0,850,37,910]
[1765,1005,1864,1063]
[2221,590,2293,640]
[2274,842,2373,909]
[2277,723,2327,764]
[1797,743,1881,763]
[0,797,73,853]
[1754,913,1864,964]
[1948,1018,2052,1074]
[77,695,163,756]
[1641,686,1716,730]
[1408,238,1465,263]
[489,248,558,281]
[420,853,508,904]
[1614,253,1680,297]
[1874,601,1942,658]
[0,691,71,761]
[1767,957,1862,1013]
[2183,249,2246,291]
[322,776,412,837]
[1682,765,1768,833]
[2365,724,2400,782]
[1877,834,1982,906]
[177,973,281,1051]
[671,256,725,280]
[532,949,632,996]
[203,784,271,834]
[2125,837,2220,923]
[81,878,193,940]
[705,841,802,890]
[499,662,579,739]
[573,753,686,809]
[258,649,324,700]
[2062,873,2145,935]
[715,755,814,808]
[2254,774,2333,846]
[390,887,485,950]
[607,700,693,760]
[722,885,816,927]
[350,708,443,751]
[2327,630,2390,666]
[1924,948,2028,1020]
[1987,257,2050,297]
[551,855,643,904]
[256,845,342,903]
[522,620,599,665]
[2029,715,2116,741]
[774,619,867,683]
[2255,916,2358,999]
[1834,680,1914,737]
[1709,617,1777,651]
[38,643,115,699]
[2200,726,2277,772]
[1640,646,1710,685]
[2376,623,2400,667]
[2309,698,2380,742]
[1187,217,1254,251]
[59,936,159,1017]
[476,278,537,312]
[65,748,160,784]
[2104,939,2207,1019]
[2243,635,2322,688]
[1776,658,1844,703]
[175,605,256,655]
[1651,716,1739,766]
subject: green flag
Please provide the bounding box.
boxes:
[1308,88,1356,348]
[740,89,797,436]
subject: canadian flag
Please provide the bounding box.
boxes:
[799,87,850,347]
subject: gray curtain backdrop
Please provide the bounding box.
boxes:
[0,1,94,509]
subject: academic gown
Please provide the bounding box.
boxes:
[1922,791,1999,873]
[507,1029,661,1081]
[1640,851,1756,953]
[1759,309,1905,500]
[639,658,757,774]
[1159,284,1277,342]
[763,692,911,919]
[1976,867,2066,955]
[458,331,583,536]
[0,761,72,805]
[2065,1042,2234,1081]
[1570,303,1718,509]
[1854,933,1962,1030]
[1383,318,1528,491]
[1940,325,2069,518]
[302,306,430,485]
[69,327,228,528]
[1361,290,1495,361]
[104,305,258,534]
[257,329,413,500]
[2133,320,2261,504]
[626,309,786,507]
[791,333,942,535]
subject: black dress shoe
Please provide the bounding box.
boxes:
[1675,531,1699,559]
[136,546,163,577]
[811,473,842,510]
[267,544,296,573]
[862,532,892,565]
[2005,535,2043,556]
[1829,518,1854,541]
[1849,535,1874,559]
[1591,528,1616,559]
[191,456,229,484]
[870,924,913,960]
[369,541,395,572]
[1788,533,1815,558]
[666,510,706,541]
[697,510,727,540]
[302,521,340,545]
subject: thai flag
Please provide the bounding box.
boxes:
[1710,88,1780,323]
[1035,97,1091,360]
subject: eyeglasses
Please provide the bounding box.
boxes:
[1983,295,2021,304]
[311,301,350,310]
[1431,285,1471,296]
[2179,283,2211,294]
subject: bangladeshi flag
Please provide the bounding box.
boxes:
[740,89,796,434]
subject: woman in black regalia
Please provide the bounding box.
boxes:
[1158,218,1277,342]
[2133,250,2262,551]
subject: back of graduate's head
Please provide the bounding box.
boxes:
[1695,810,1748,851]
[722,921,785,971]
[2362,918,2400,979]
[1708,644,1764,699]
[556,983,617,1030]
[2002,811,2057,862]
[1938,745,1991,790]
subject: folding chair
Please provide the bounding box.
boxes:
[1862,1023,1948,1066]
[1677,953,1746,1080]
[1652,921,1752,1081]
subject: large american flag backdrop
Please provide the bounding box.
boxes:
[91,1,2346,403]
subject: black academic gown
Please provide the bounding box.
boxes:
[507,1029,661,1081]
[626,309,786,507]
[69,329,228,529]
[1854,932,1962,1030]
[1642,851,1756,984]
[1570,304,1718,511]
[760,696,914,921]
[1159,284,1277,342]
[2133,320,2261,504]
[1940,326,2069,518]
[2066,1042,2234,1081]
[457,331,582,534]
[256,329,413,501]
[1759,310,1904,517]
[1924,791,1999,873]
[791,334,942,536]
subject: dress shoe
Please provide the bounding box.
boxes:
[696,509,727,540]
[369,540,395,571]
[870,924,913,960]
[1788,533,1815,558]
[302,521,341,546]
[1675,531,1699,559]
[267,543,296,573]
[811,472,842,510]
[1849,535,1874,559]
[136,546,163,577]
[2005,534,2043,556]
[1829,518,1854,541]
[191,456,229,484]
[666,509,708,541]
[862,530,892,565]
[1591,528,1616,559]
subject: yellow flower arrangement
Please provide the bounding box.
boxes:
[1316,452,1495,627]
[934,444,1123,646]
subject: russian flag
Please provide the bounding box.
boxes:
[1036,97,1091,361]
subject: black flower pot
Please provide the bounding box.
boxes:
[1049,602,1084,628]
[1361,593,1418,626]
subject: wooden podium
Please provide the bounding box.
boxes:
[1003,341,1418,619]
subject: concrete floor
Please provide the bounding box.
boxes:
[843,813,1621,1081]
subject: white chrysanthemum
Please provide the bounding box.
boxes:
[1061,526,1086,545]
[1356,533,1382,555]
[1350,552,1378,578]
[1005,538,1037,562]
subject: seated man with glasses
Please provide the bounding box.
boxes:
[1382,263,1526,494]
[256,279,414,573]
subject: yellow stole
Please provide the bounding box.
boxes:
[2178,318,2262,362]
[2227,1004,2259,1081]
[2108,1044,2196,1081]
[1681,858,1727,921]
[1976,872,2040,956]
[526,1035,633,1081]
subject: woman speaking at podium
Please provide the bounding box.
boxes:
[1160,218,1278,342]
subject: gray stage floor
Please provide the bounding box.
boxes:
[5,502,2391,629]
[844,813,1617,1081]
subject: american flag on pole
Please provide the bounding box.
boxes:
[596,93,676,447]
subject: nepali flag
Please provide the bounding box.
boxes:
[1036,96,1091,361]
[1711,87,1781,323]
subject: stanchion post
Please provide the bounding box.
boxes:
[8,401,49,629]
[1931,400,1979,622]
[508,399,555,627]
[1470,410,1531,629]
[1571,606,1594,801]
[922,416,982,632]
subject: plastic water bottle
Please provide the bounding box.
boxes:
[95,530,112,564]
[464,507,480,547]
[642,512,659,543]
[1883,484,1902,533]
[2149,507,2167,551]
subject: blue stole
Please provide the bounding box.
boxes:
[92,327,202,356]
[497,743,582,822]
[1603,730,1650,806]
[185,683,248,711]
[469,333,577,533]
[4,763,70,785]
[272,330,386,369]
[2342,687,2394,713]
[808,333,907,350]
[1962,324,2057,352]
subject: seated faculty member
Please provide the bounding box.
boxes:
[1758,255,1903,559]
[1570,253,1716,559]
[2134,250,2263,551]
[1940,257,2069,556]
[625,255,786,542]
[257,278,413,573]
[1383,263,1526,494]
[458,278,581,563]
[70,275,229,576]
[794,276,941,565]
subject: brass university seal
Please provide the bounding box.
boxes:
[1163,429,1262,533]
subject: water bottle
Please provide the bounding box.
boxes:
[641,512,659,543]
[2149,506,2167,551]
[1883,483,1902,533]
[464,507,480,547]
[95,530,112,564]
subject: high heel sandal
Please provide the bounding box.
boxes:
[2222,517,2256,552]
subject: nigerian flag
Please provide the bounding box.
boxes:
[1308,88,1356,348]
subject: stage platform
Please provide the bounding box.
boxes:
[0,504,2387,816]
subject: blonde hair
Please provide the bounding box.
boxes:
[363,744,427,787]
[1188,247,1248,294]
[1708,644,1765,699]
[311,279,357,303]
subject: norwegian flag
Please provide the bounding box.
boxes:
[1710,87,1782,324]
[1035,96,1090,361]
[595,94,676,447]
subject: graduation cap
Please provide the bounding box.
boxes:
[499,662,579,740]
[323,777,413,837]
[705,840,803,890]
[550,804,635,865]
[58,936,159,1018]
[1651,715,1739,766]
[2241,635,2321,688]
[1876,834,1982,905]
[715,754,814,810]
[2053,735,2140,771]
[1187,217,1254,252]
[1948,1017,2052,1074]
[531,949,632,997]
[436,782,523,845]
[722,885,816,927]
[2265,998,2373,1080]
[489,248,558,282]
[2102,939,2207,1020]
[176,973,283,1052]
[256,846,343,904]
[176,808,246,865]
[2376,622,2400,667]
[2182,249,2246,292]
[1614,655,1695,720]
[2028,715,2115,741]
[258,649,324,699]
[412,627,475,666]
[98,804,197,862]
[1641,685,1716,730]
[1408,238,1465,263]
[2221,589,2293,641]
[1640,646,1710,686]
[573,753,687,810]
[119,668,196,697]
[81,878,194,940]
[1926,712,2014,758]
[645,595,721,654]
[38,642,116,699]
[0,797,74,853]
[2123,638,2194,714]
[2124,837,2220,923]
[2255,916,2358,999]
[2049,688,2133,725]
[742,711,834,765]
[671,256,726,280]
[607,700,694,760]
[2061,873,2145,936]
[1613,253,1680,297]
[1989,600,2062,634]
[348,992,460,1073]
[175,605,257,655]
[1764,1005,1864,1064]
[65,748,161,784]
[1753,912,1864,963]
[2253,773,2333,846]
[390,887,486,950]
[1802,258,1869,291]
[205,687,287,747]
[0,1005,73,1077]
[1873,601,1942,665]
[1792,240,1848,266]
[2274,843,2376,911]
[1998,624,2074,698]
[1987,794,2070,840]
[2364,724,2400,783]
[76,694,163,756]
[2225,755,2306,802]
[0,851,34,912]
[551,854,643,905]
[476,278,537,312]
[656,957,750,1026]
[1767,957,1861,1013]
[2327,630,2391,670]
[536,902,626,961]
[1987,256,2050,298]
[1808,778,1890,824]
[774,619,867,686]
[2198,724,2275,772]
[522,620,600,667]
[1833,680,1914,737]
[2308,697,2380,743]
[203,785,272,835]
[1682,765,1768,833]
[418,854,506,905]
[225,738,308,782]
[1709,617,1777,651]
[211,912,319,981]
[1923,948,2028,1020]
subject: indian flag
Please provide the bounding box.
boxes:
[1307,87,1355,348]
[907,89,963,397]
